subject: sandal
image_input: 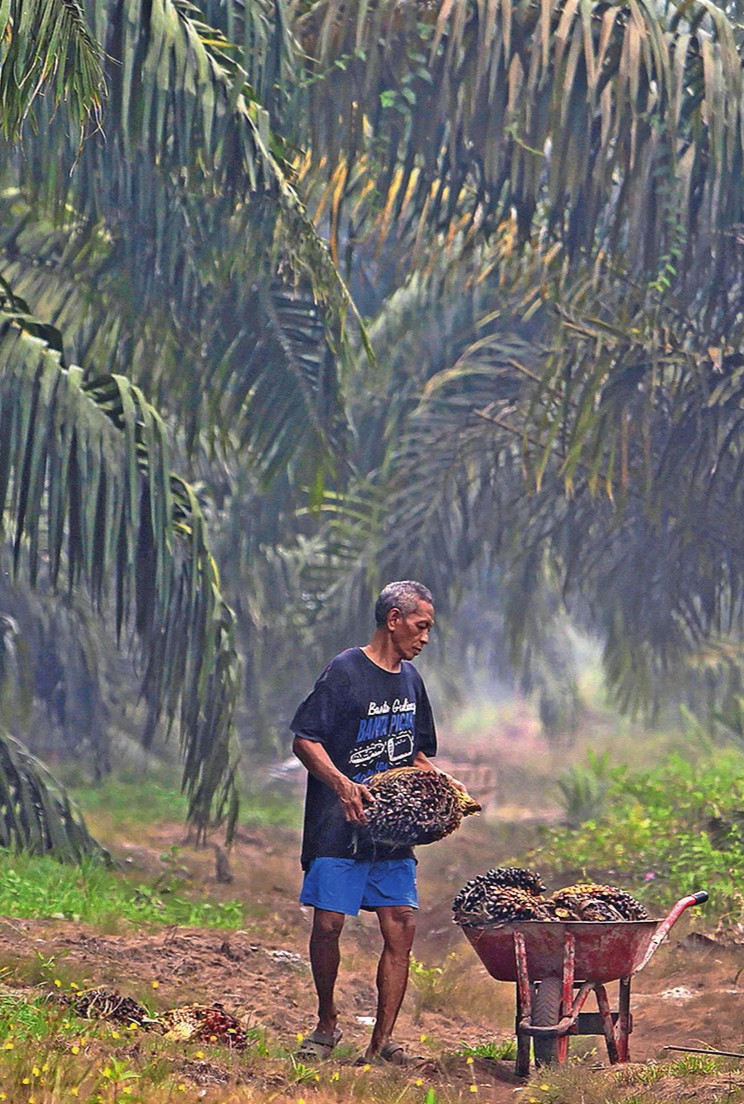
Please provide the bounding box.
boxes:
[379,1040,408,1066]
[295,1027,343,1061]
[355,1040,408,1066]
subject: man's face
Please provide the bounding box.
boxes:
[388,600,435,661]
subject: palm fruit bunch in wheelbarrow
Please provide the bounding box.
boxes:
[452,867,551,926]
[549,883,649,921]
[452,869,649,926]
[363,767,481,846]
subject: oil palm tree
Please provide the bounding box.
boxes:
[5,0,744,854]
[0,0,359,850]
[279,0,744,721]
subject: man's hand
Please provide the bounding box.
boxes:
[333,776,375,825]
[412,751,468,795]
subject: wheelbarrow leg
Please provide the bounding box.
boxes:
[617,977,632,1062]
[513,932,532,1078]
[594,983,620,1064]
[515,987,532,1078]
[557,932,575,1065]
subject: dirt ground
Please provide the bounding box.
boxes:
[0,816,742,1101]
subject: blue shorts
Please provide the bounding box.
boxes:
[300,858,418,916]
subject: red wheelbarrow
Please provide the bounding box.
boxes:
[460,891,708,1077]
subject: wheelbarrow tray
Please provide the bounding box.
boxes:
[462,918,662,983]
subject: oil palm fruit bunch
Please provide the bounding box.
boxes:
[158,1003,248,1050]
[550,883,649,921]
[452,867,548,925]
[482,866,546,896]
[66,986,152,1027]
[363,767,481,846]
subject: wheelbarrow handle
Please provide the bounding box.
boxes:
[634,890,708,975]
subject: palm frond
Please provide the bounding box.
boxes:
[197,0,296,120]
[0,0,104,139]
[305,217,744,712]
[0,189,353,476]
[0,727,104,859]
[0,289,240,834]
[296,0,744,301]
[5,0,357,324]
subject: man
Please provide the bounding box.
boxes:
[291,579,449,1066]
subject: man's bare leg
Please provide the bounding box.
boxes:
[309,908,345,1038]
[366,905,416,1058]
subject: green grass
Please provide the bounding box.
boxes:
[239,787,303,830]
[456,1038,517,1061]
[71,773,302,833]
[0,992,61,1042]
[71,775,189,829]
[0,852,245,929]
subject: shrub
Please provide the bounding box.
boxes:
[532,749,744,919]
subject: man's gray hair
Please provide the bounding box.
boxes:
[374,580,433,627]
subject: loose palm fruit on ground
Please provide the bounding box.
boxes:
[159,1003,248,1050]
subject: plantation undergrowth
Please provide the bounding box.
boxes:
[0,754,741,1103]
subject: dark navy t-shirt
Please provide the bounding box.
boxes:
[290,647,437,868]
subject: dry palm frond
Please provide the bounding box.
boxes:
[67,987,152,1027]
[364,767,480,847]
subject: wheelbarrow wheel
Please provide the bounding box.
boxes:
[532,977,563,1067]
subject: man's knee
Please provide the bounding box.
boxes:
[378,905,416,952]
[311,908,346,943]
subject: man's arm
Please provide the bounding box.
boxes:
[292,735,374,825]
